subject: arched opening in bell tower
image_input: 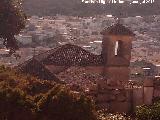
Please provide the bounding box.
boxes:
[115,40,123,56]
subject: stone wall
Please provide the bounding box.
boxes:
[96,87,147,113]
[97,87,130,113]
[104,66,130,86]
[132,88,143,109]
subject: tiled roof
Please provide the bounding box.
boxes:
[16,44,104,79]
[17,58,59,81]
[34,46,62,62]
[101,23,135,36]
[42,44,103,66]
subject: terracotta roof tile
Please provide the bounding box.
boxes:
[101,23,135,36]
[42,44,103,66]
[17,58,59,81]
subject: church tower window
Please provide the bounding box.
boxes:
[115,40,123,56]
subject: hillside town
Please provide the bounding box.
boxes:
[0,15,160,76]
[1,14,159,90]
[1,0,160,119]
[9,18,158,113]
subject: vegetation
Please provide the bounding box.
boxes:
[0,65,133,120]
[97,109,131,120]
[136,101,160,120]
[0,87,35,120]
[0,0,26,53]
[0,65,97,120]
[36,86,97,120]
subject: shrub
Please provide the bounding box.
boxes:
[97,109,131,120]
[36,85,97,120]
[0,66,98,120]
[136,102,160,120]
[0,87,35,120]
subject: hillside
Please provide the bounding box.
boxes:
[22,0,160,16]
[22,0,82,16]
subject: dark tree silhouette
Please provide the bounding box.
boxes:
[0,0,26,54]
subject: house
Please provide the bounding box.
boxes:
[130,60,158,80]
[15,35,32,45]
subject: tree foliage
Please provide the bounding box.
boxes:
[0,87,35,120]
[97,109,131,120]
[36,86,97,120]
[136,101,160,120]
[0,65,97,120]
[0,65,132,120]
[0,0,26,53]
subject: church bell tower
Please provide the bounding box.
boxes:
[101,22,135,86]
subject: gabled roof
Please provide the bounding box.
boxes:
[34,46,62,62]
[42,44,103,66]
[17,58,59,81]
[16,44,104,79]
[101,23,135,36]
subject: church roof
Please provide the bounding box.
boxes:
[42,44,103,66]
[16,44,104,78]
[24,44,103,66]
[17,43,133,78]
[101,23,135,36]
[16,58,59,81]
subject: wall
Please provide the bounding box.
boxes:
[84,66,103,74]
[104,66,130,86]
[97,88,131,113]
[132,88,144,110]
[96,87,151,113]
[102,35,133,66]
[45,65,68,74]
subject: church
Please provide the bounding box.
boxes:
[17,21,136,112]
[17,21,134,84]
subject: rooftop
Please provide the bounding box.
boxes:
[42,44,103,66]
[16,58,59,81]
[101,23,135,36]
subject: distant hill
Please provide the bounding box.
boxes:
[22,0,160,17]
[22,0,82,16]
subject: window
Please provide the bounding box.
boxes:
[115,40,123,56]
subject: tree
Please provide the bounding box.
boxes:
[0,87,35,120]
[0,0,26,54]
[36,85,97,120]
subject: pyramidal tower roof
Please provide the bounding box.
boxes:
[101,23,135,36]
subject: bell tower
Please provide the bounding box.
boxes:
[101,22,135,86]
